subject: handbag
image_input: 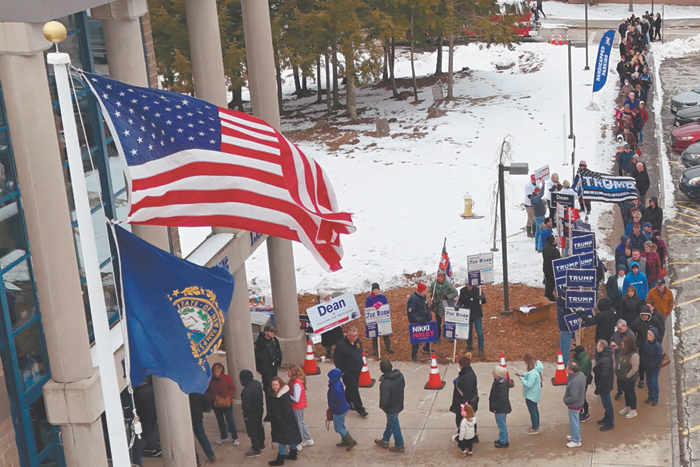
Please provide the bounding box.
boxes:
[214,395,231,408]
[659,353,670,369]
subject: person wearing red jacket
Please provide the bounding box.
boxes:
[205,362,240,445]
[637,101,649,146]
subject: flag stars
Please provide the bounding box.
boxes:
[119,92,125,97]
[187,112,193,117]
[170,137,175,143]
[199,132,205,136]
[176,115,183,120]
[209,128,216,132]
[106,84,112,89]
[128,119,134,125]
[131,99,138,104]
[123,129,131,136]
[155,113,161,118]
[198,120,204,124]
[209,140,216,145]
[182,99,189,106]
[130,148,138,155]
[114,111,121,117]
[160,141,165,146]
[165,107,172,112]
[166,120,172,125]
[102,93,109,99]
[175,105,182,109]
[127,89,134,93]
[151,122,156,128]
[116,102,122,107]
[151,133,156,139]
[187,123,194,128]
[188,136,194,141]
[140,125,146,132]
[177,128,184,133]
[137,137,143,144]
[148,144,153,150]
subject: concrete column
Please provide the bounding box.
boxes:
[184,0,228,107]
[223,264,256,430]
[240,0,305,366]
[0,23,108,467]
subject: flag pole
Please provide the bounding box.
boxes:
[47,52,132,465]
[431,237,447,354]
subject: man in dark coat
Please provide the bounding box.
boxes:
[254,325,282,420]
[578,297,617,345]
[374,360,406,453]
[542,235,561,302]
[593,341,615,430]
[334,327,368,417]
[189,393,216,462]
[240,370,265,457]
[631,306,664,389]
[642,197,663,232]
[407,282,432,362]
[449,356,478,429]
[134,379,161,457]
[629,162,651,203]
[456,283,486,356]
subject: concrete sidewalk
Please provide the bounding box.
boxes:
[144,358,671,466]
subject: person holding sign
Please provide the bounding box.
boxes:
[334,328,368,418]
[366,283,393,356]
[430,271,458,341]
[456,283,486,357]
[576,297,617,346]
[318,290,345,361]
[407,283,432,362]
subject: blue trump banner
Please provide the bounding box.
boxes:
[564,313,595,332]
[565,289,597,309]
[571,233,595,256]
[593,30,616,92]
[579,251,596,269]
[572,168,639,203]
[553,255,581,292]
[409,321,439,345]
[114,225,234,394]
[566,269,597,289]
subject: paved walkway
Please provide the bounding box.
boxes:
[144,358,671,466]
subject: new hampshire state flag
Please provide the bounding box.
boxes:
[114,225,234,393]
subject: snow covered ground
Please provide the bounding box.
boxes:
[542,1,700,20]
[178,4,700,298]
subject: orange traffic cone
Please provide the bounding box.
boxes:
[558,33,563,46]
[424,354,446,390]
[552,350,569,386]
[499,352,515,388]
[358,352,376,387]
[303,340,321,375]
[551,32,556,45]
[565,32,569,45]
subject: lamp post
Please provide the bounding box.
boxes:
[568,39,587,139]
[498,162,529,315]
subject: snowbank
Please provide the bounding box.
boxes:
[542,2,700,20]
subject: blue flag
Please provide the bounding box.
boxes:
[114,225,234,393]
[593,30,616,93]
[572,168,639,203]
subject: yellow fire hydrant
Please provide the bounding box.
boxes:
[461,191,474,218]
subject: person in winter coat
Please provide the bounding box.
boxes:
[573,346,593,423]
[366,283,393,355]
[457,404,477,457]
[624,261,649,300]
[450,356,479,430]
[524,174,537,238]
[333,327,368,417]
[593,340,615,431]
[606,265,628,310]
[563,362,586,448]
[619,285,642,325]
[643,197,663,231]
[611,320,635,400]
[133,379,161,457]
[617,143,634,176]
[578,297,617,346]
[327,368,357,451]
[615,236,631,268]
[517,353,543,434]
[538,218,555,253]
[625,210,643,236]
[616,336,640,419]
[641,327,664,406]
[631,306,665,390]
[546,173,561,226]
[287,365,313,448]
[651,230,667,265]
[407,282,432,361]
[255,324,282,419]
[318,290,344,360]
[189,393,216,463]
[267,377,302,465]
[205,362,239,445]
[490,366,512,448]
[630,162,651,203]
[557,292,574,366]
[637,101,649,144]
[456,284,486,356]
[628,224,647,252]
[374,360,405,453]
[646,278,674,320]
[240,370,266,458]
[624,197,645,226]
[542,235,561,302]
[429,270,458,340]
[642,241,662,288]
[532,185,547,250]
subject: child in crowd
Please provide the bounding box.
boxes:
[457,403,477,457]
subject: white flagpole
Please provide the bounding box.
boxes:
[47,52,132,465]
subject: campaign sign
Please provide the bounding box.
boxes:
[574,220,592,232]
[566,269,597,289]
[571,233,595,256]
[579,251,596,269]
[468,270,481,287]
[553,255,581,292]
[443,307,471,340]
[553,193,575,207]
[535,165,550,183]
[364,305,392,338]
[565,289,597,310]
[467,253,494,285]
[306,292,361,335]
[409,321,439,345]
[564,312,595,333]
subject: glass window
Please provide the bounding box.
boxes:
[89,25,109,77]
[0,132,17,196]
[0,102,5,127]
[39,449,60,466]
[14,321,49,391]
[30,396,56,454]
[83,260,120,335]
[3,259,38,331]
[0,199,27,268]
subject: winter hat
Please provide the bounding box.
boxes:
[379,359,393,373]
[239,370,254,386]
[573,345,586,358]
[642,222,652,228]
[318,289,332,301]
[530,174,536,182]
[534,187,541,193]
[644,240,653,248]
[649,327,659,340]
[657,278,666,285]
[640,305,652,317]
[458,356,471,368]
[617,264,628,274]
[371,282,380,292]
[579,160,587,167]
[416,282,428,293]
[597,296,613,312]
[620,235,630,244]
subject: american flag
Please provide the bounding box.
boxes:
[81,72,355,272]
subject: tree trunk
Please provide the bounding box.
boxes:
[344,47,357,120]
[325,53,332,115]
[228,85,245,112]
[332,46,340,109]
[382,46,389,82]
[435,36,443,75]
[275,59,284,114]
[390,37,398,98]
[410,10,418,103]
[302,73,309,92]
[447,31,454,99]
[292,65,302,95]
[316,56,323,103]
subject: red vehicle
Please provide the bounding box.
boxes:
[670,122,700,152]
[464,1,540,39]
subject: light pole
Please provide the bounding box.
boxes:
[584,1,590,70]
[498,162,529,315]
[568,39,587,139]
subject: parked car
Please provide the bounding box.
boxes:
[679,165,700,200]
[671,86,700,114]
[675,106,700,127]
[681,142,700,168]
[670,122,700,152]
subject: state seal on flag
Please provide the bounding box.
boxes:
[169,286,225,368]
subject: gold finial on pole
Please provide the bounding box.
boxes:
[42,21,67,45]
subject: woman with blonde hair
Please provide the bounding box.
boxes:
[489,366,512,448]
[517,353,543,434]
[287,365,314,448]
